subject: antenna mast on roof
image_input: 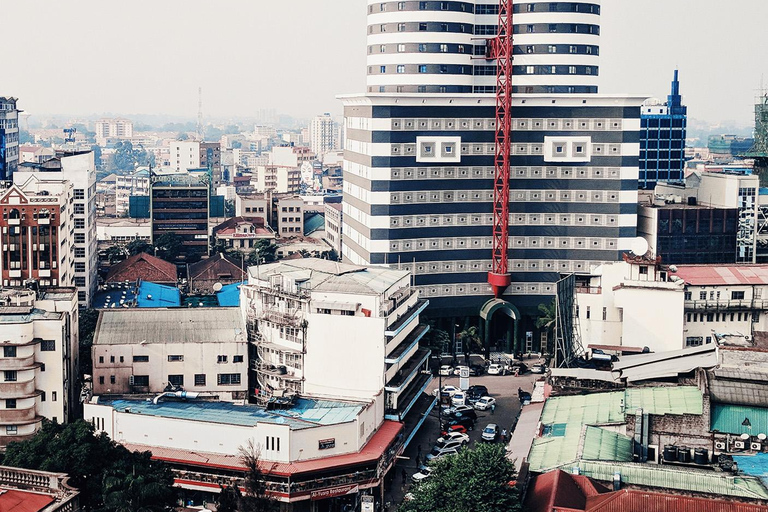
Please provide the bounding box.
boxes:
[197,87,204,141]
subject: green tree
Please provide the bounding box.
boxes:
[421,324,450,355]
[126,239,152,256]
[105,245,127,264]
[3,420,175,512]
[247,239,277,265]
[237,440,279,512]
[212,238,234,256]
[154,233,184,262]
[400,443,520,512]
[225,199,235,217]
[535,298,557,357]
[79,309,100,378]
[458,326,483,356]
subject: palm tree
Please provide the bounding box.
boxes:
[535,299,557,357]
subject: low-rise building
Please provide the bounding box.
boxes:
[0,465,80,512]
[91,308,248,400]
[324,203,342,257]
[105,252,177,286]
[212,217,275,251]
[0,287,79,446]
[188,253,245,294]
[275,196,304,237]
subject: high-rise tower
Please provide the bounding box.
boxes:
[366,1,601,94]
[0,97,20,181]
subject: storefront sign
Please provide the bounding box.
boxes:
[318,438,336,450]
[310,484,359,501]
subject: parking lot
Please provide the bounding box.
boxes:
[383,360,542,509]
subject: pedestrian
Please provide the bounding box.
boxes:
[502,429,508,443]
[491,403,496,415]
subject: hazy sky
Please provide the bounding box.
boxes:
[3,1,767,126]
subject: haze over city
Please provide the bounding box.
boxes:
[2,0,767,126]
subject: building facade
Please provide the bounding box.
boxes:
[200,142,222,187]
[341,94,644,318]
[150,171,210,260]
[169,141,201,172]
[324,202,343,256]
[0,97,20,181]
[366,0,601,94]
[0,287,79,446]
[638,70,687,188]
[309,113,337,156]
[95,118,133,141]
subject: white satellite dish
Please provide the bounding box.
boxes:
[629,237,649,256]
[213,282,223,292]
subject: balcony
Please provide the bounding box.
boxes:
[386,371,433,420]
[385,347,430,392]
[385,300,429,337]
[255,363,302,381]
[576,286,602,295]
[0,407,37,423]
[380,288,418,318]
[0,355,39,371]
[0,380,37,398]
[685,299,768,311]
[258,308,304,327]
[386,323,429,364]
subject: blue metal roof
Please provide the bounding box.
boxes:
[303,213,325,236]
[99,397,363,430]
[93,282,137,309]
[216,281,244,307]
[136,281,181,308]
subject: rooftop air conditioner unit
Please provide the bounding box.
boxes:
[715,441,727,451]
[734,440,746,450]
[752,442,762,451]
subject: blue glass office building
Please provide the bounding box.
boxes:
[639,70,687,188]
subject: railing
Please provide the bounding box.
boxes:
[576,286,602,295]
[0,465,71,494]
[259,308,303,327]
[380,288,417,317]
[685,299,768,311]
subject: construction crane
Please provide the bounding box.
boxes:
[486,0,514,298]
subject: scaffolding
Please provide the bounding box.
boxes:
[553,274,585,368]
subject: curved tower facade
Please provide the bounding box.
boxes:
[366,0,601,94]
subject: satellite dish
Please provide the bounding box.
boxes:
[213,282,223,292]
[629,237,649,256]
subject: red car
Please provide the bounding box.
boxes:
[440,424,468,437]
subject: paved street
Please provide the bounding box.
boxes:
[383,361,542,510]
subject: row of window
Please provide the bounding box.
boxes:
[1,340,55,357]
[98,354,244,364]
[370,21,599,35]
[123,373,242,387]
[686,311,758,323]
[371,2,599,15]
[684,290,748,301]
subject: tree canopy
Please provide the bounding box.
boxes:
[399,443,520,512]
[154,232,184,261]
[3,420,176,512]
[107,141,155,173]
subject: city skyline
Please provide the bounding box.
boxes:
[2,0,766,126]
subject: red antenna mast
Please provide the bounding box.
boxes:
[487,0,513,298]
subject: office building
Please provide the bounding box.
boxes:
[639,70,687,188]
[253,165,301,194]
[0,287,79,446]
[16,151,99,306]
[200,142,222,187]
[0,97,20,181]
[150,171,211,260]
[169,140,201,172]
[366,0,601,94]
[341,93,645,323]
[325,202,343,256]
[309,113,337,156]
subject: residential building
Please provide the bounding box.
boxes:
[309,113,336,156]
[235,193,270,222]
[212,217,275,250]
[638,195,738,265]
[576,257,685,353]
[341,93,645,332]
[275,196,304,237]
[0,465,80,512]
[366,0,601,94]
[670,264,768,347]
[638,70,687,188]
[0,176,73,288]
[0,97,20,181]
[97,170,150,217]
[269,145,316,168]
[241,258,433,423]
[15,151,99,306]
[168,140,201,172]
[18,145,55,165]
[105,252,178,286]
[91,308,248,400]
[200,142,222,186]
[94,118,133,142]
[95,218,151,246]
[253,165,301,194]
[188,253,245,294]
[0,287,79,446]
[325,202,343,256]
[150,171,210,260]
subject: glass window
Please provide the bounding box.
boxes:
[194,374,206,386]
[168,375,184,387]
[6,399,16,409]
[3,346,16,358]
[40,340,56,351]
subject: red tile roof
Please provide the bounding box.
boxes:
[123,420,403,477]
[671,265,768,286]
[106,252,177,284]
[0,489,55,512]
[586,489,768,512]
[524,470,609,512]
[188,253,245,283]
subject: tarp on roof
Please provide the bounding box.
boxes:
[216,281,244,307]
[136,281,181,308]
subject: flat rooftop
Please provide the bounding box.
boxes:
[98,396,365,430]
[672,265,768,286]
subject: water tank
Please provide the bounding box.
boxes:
[694,448,709,465]
[678,447,691,463]
[663,445,678,462]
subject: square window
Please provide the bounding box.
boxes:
[168,375,184,387]
[6,425,17,435]
[3,346,16,358]
[40,340,55,351]
[217,355,228,364]
[6,399,16,409]
[194,374,206,386]
[233,355,244,363]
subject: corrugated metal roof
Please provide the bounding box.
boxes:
[672,265,768,286]
[711,404,768,435]
[216,281,244,307]
[581,426,633,463]
[586,489,768,512]
[624,386,703,416]
[0,489,55,512]
[136,281,181,308]
[94,308,245,345]
[709,369,768,408]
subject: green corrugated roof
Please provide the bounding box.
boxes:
[529,387,703,472]
[581,426,633,462]
[712,403,768,435]
[576,460,768,500]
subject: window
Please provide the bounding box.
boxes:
[233,355,244,363]
[380,65,386,73]
[40,391,46,402]
[6,426,17,435]
[110,356,115,363]
[217,373,242,386]
[419,65,428,73]
[3,346,16,358]
[419,22,427,31]
[440,43,448,52]
[398,43,406,52]
[99,376,104,385]
[398,1,405,9]
[4,371,17,382]
[602,307,607,321]
[194,374,206,386]
[6,399,16,409]
[131,375,149,387]
[168,375,184,387]
[419,1,427,8]
[397,65,405,73]
[732,291,746,300]
[398,22,406,32]
[217,355,228,364]
[168,355,184,362]
[52,392,57,402]
[684,292,692,300]
[41,340,55,351]
[699,291,707,300]
[133,355,149,362]
[639,266,648,275]
[686,336,704,347]
[98,356,104,364]
[110,375,116,384]
[586,306,591,319]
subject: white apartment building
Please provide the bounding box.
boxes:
[95,118,133,141]
[96,218,152,245]
[577,257,685,353]
[169,140,201,172]
[0,287,79,446]
[324,203,343,256]
[269,146,316,168]
[670,264,768,347]
[309,113,337,157]
[241,258,432,421]
[253,165,301,194]
[91,308,249,401]
[97,170,150,216]
[235,193,270,222]
[276,196,304,237]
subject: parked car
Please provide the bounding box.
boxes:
[487,364,506,376]
[433,385,460,397]
[411,466,433,484]
[531,363,547,374]
[510,362,528,374]
[447,408,478,422]
[426,446,460,461]
[473,396,497,411]
[431,439,465,454]
[437,431,470,446]
[439,365,454,376]
[440,424,468,436]
[451,392,467,407]
[469,364,485,376]
[453,365,470,376]
[466,385,489,403]
[481,423,500,442]
[442,416,475,432]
